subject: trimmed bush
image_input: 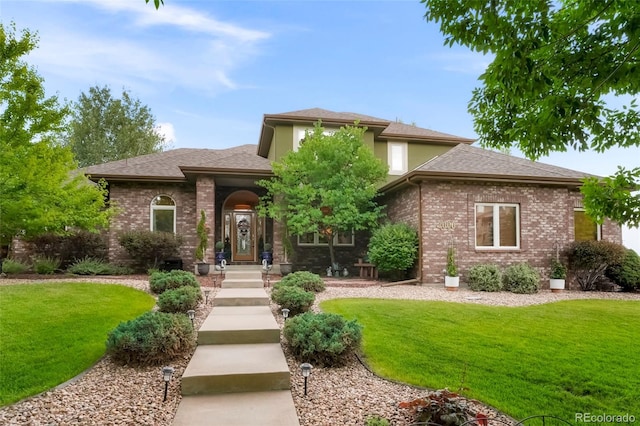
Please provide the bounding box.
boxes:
[67,256,132,275]
[467,264,503,292]
[1,259,29,274]
[33,256,60,274]
[158,286,202,313]
[149,270,199,294]
[283,312,362,366]
[502,263,541,294]
[367,223,418,281]
[270,285,314,316]
[276,271,325,293]
[566,241,626,291]
[118,230,183,271]
[105,311,195,366]
[606,249,640,292]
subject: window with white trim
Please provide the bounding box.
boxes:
[574,209,601,241]
[298,230,354,246]
[150,195,176,233]
[293,126,336,152]
[475,203,520,249]
[388,141,408,175]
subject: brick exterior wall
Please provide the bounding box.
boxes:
[384,180,622,289]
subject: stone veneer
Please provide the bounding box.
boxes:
[384,180,622,289]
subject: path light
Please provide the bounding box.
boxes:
[162,366,174,402]
[203,288,211,305]
[187,310,195,327]
[282,308,290,321]
[300,363,312,396]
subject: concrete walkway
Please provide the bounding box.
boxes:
[173,269,300,426]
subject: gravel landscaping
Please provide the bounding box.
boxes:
[0,276,638,425]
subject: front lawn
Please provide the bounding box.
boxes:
[0,283,155,406]
[320,298,640,421]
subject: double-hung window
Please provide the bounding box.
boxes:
[475,203,520,249]
[150,195,176,233]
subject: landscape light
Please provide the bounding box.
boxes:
[162,366,174,402]
[187,310,195,327]
[282,308,290,321]
[300,362,313,396]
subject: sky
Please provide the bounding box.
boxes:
[1,0,638,251]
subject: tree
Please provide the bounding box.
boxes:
[258,122,388,267]
[0,23,112,252]
[64,85,166,167]
[145,0,164,9]
[422,0,640,226]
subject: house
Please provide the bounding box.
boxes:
[84,108,621,286]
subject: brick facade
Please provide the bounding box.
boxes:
[384,180,622,289]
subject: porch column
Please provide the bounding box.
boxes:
[196,176,215,265]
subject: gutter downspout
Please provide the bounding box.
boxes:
[406,177,423,284]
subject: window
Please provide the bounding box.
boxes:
[298,230,354,246]
[388,142,408,175]
[574,209,601,241]
[475,203,520,249]
[150,195,176,233]
[293,126,336,152]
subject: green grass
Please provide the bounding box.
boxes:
[0,283,155,406]
[320,298,640,421]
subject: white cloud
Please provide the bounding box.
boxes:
[156,122,176,145]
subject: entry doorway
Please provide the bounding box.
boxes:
[231,210,256,261]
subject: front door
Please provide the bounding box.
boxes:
[232,211,256,261]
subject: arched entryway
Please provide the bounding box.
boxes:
[222,190,263,263]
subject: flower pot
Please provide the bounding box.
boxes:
[445,275,459,291]
[197,263,210,276]
[280,262,292,276]
[550,278,565,293]
[261,251,273,265]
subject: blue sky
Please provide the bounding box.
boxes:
[2,0,638,250]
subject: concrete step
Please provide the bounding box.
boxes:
[224,270,263,280]
[173,391,300,426]
[181,343,290,395]
[214,288,270,306]
[198,306,280,345]
[221,278,264,289]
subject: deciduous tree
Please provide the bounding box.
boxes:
[0,23,112,252]
[423,0,640,226]
[258,122,388,267]
[64,85,166,167]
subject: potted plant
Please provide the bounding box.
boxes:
[195,210,210,276]
[550,258,566,293]
[445,245,459,291]
[215,240,226,265]
[261,243,273,265]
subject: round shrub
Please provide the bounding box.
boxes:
[367,223,419,281]
[105,311,195,366]
[1,259,29,274]
[270,285,315,316]
[502,263,541,294]
[606,249,640,292]
[157,286,202,313]
[566,240,626,291]
[276,271,325,293]
[149,270,199,294]
[467,264,503,292]
[283,312,362,366]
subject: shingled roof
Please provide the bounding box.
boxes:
[382,144,596,191]
[84,144,272,182]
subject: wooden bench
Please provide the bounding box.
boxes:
[354,260,378,279]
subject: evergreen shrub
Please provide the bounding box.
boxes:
[606,249,640,291]
[105,311,195,366]
[1,259,29,274]
[367,223,418,281]
[33,256,60,274]
[467,264,503,292]
[283,312,362,366]
[275,271,325,293]
[502,263,541,294]
[158,286,202,313]
[149,270,199,294]
[270,285,314,316]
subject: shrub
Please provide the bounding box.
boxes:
[33,256,61,274]
[118,230,183,271]
[28,230,107,269]
[283,312,362,366]
[566,241,626,291]
[502,263,541,294]
[467,264,502,292]
[367,223,418,281]
[1,259,29,274]
[606,249,640,292]
[365,415,390,426]
[276,271,325,293]
[67,256,132,275]
[399,389,471,425]
[105,311,195,366]
[158,286,202,313]
[270,285,315,316]
[149,270,199,294]
[550,259,567,279]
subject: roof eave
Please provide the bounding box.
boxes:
[180,167,273,177]
[86,174,187,183]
